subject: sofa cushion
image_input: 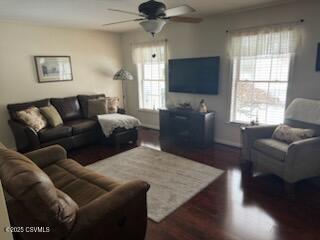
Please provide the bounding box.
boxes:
[43,159,118,207]
[78,94,106,118]
[38,126,73,143]
[40,105,63,127]
[87,98,108,118]
[65,119,98,135]
[7,98,50,121]
[253,138,289,161]
[51,97,82,121]
[0,147,78,234]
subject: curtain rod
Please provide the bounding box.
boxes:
[226,19,304,33]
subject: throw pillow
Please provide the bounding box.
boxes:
[87,98,108,118]
[16,107,47,132]
[107,97,120,113]
[272,124,315,143]
[40,105,63,127]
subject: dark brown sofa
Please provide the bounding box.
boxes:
[0,143,150,240]
[7,94,136,152]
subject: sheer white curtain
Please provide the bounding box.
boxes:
[229,24,300,57]
[228,23,300,124]
[132,40,167,64]
[132,40,167,110]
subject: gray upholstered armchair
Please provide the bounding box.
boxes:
[242,98,320,193]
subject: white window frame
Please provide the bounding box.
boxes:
[230,54,293,125]
[137,62,166,112]
[228,25,299,125]
[133,40,167,112]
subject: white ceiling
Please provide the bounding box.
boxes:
[0,0,296,32]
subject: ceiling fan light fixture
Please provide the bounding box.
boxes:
[106,1,202,35]
[139,19,166,35]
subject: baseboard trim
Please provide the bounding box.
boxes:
[141,124,160,130]
[214,139,241,148]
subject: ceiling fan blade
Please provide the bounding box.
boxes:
[165,5,195,17]
[108,8,144,17]
[102,18,144,26]
[170,16,202,23]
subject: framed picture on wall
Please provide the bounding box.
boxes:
[34,56,73,83]
[316,43,320,72]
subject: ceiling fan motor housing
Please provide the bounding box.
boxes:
[139,0,167,19]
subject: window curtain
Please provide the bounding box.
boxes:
[132,40,167,110]
[228,23,300,58]
[228,23,301,124]
[132,39,167,64]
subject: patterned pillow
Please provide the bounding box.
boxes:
[107,97,120,113]
[16,107,47,132]
[272,124,315,143]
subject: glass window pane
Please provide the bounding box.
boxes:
[159,63,165,80]
[151,81,159,95]
[239,57,255,81]
[270,54,290,82]
[151,96,160,110]
[137,43,166,110]
[265,82,287,124]
[230,30,295,124]
[239,55,290,82]
[143,95,152,109]
[255,57,272,81]
[143,81,152,96]
[159,81,165,109]
[233,71,288,124]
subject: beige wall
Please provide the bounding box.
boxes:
[0,22,122,148]
[120,0,320,147]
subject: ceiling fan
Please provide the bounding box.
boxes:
[103,0,202,36]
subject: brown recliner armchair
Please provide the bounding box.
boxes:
[0,143,149,240]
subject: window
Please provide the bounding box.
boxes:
[132,40,167,111]
[229,25,299,124]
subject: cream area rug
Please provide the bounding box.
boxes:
[87,146,224,222]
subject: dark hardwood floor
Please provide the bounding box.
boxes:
[69,128,320,240]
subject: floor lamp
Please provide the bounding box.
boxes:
[113,69,134,111]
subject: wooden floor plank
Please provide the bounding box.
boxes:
[69,128,320,240]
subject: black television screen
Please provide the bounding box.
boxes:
[168,57,220,95]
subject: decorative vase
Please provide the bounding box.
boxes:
[199,99,207,113]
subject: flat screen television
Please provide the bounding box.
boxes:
[168,56,220,95]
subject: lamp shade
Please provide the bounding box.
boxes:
[113,69,134,81]
[140,19,166,35]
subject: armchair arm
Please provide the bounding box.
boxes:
[24,145,67,168]
[244,125,278,140]
[242,125,278,161]
[285,137,320,182]
[8,120,40,152]
[71,180,149,237]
